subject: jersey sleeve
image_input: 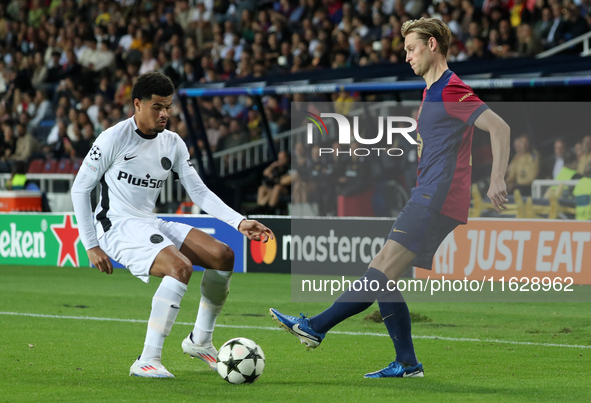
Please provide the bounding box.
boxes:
[172,136,245,230]
[442,82,489,126]
[70,130,120,250]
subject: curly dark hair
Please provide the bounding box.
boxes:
[131,71,175,102]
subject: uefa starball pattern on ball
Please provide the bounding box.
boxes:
[216,337,265,384]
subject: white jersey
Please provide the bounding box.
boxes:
[71,117,244,250]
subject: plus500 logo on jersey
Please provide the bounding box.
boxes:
[117,171,164,188]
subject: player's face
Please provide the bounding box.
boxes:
[404,32,434,77]
[135,94,173,134]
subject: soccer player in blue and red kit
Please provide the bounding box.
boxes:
[270,18,511,378]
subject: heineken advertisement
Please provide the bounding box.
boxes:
[0,213,88,267]
[0,213,245,272]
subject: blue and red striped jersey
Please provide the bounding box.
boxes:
[411,69,489,223]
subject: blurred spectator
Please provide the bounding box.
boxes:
[177,121,196,158]
[114,71,132,106]
[448,38,468,61]
[5,160,28,189]
[30,52,47,90]
[86,94,105,127]
[215,123,230,151]
[61,49,82,82]
[505,134,540,196]
[76,123,95,158]
[544,150,581,199]
[516,23,543,56]
[139,46,158,75]
[291,142,311,203]
[534,7,554,47]
[96,76,115,102]
[45,105,67,144]
[549,138,567,179]
[257,150,291,211]
[206,116,221,151]
[217,119,249,151]
[170,45,185,78]
[12,122,40,162]
[95,42,116,72]
[192,2,213,47]
[334,90,354,115]
[336,142,372,197]
[305,144,335,214]
[246,109,262,140]
[44,120,72,160]
[45,51,63,85]
[562,4,589,43]
[577,135,591,174]
[220,58,237,79]
[546,3,567,48]
[28,89,53,133]
[222,95,245,119]
[509,0,532,28]
[0,121,17,172]
[556,150,581,182]
[468,36,494,59]
[573,162,591,220]
[496,19,516,57]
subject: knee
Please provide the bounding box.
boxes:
[171,254,194,283]
[214,243,234,270]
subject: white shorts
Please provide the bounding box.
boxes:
[97,217,193,283]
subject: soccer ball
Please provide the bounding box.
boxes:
[216,337,265,384]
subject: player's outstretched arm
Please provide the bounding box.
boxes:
[474,109,511,213]
[71,130,118,275]
[238,219,275,243]
[87,246,114,275]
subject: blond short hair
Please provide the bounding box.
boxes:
[401,17,452,56]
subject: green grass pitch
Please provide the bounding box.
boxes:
[1,265,590,403]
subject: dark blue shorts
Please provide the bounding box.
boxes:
[387,201,462,270]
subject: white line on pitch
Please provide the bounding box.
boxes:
[1,311,590,350]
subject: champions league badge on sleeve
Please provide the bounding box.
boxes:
[89,145,102,161]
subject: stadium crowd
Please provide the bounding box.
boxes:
[0,0,590,216]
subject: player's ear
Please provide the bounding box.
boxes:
[134,98,141,113]
[429,37,437,51]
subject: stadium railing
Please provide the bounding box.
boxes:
[470,183,577,219]
[0,173,75,194]
[531,179,580,199]
[212,129,293,176]
[0,172,186,212]
[536,31,591,59]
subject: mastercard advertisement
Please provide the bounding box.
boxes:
[250,235,277,265]
[247,217,291,273]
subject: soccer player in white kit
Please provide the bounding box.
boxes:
[71,72,274,378]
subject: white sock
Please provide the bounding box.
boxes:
[192,269,232,345]
[141,276,187,363]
